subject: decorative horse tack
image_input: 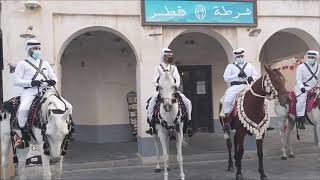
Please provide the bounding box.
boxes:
[0,88,73,180]
[219,66,288,180]
[237,89,270,139]
[152,71,186,180]
[274,86,320,160]
[237,74,277,139]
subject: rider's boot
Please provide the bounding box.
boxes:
[146,118,156,135]
[183,117,193,137]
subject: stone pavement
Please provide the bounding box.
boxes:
[61,153,320,180]
[62,125,320,179]
[12,125,320,179]
[63,123,318,166]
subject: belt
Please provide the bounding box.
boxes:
[24,87,31,89]
[231,81,247,86]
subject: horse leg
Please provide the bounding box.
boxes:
[287,118,296,158]
[52,156,64,180]
[316,122,320,147]
[154,135,161,173]
[176,127,185,180]
[256,138,268,180]
[279,119,288,160]
[1,133,11,180]
[166,134,171,171]
[16,148,29,180]
[158,128,169,180]
[226,131,233,172]
[234,131,245,180]
[39,143,52,179]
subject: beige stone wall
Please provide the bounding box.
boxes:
[1,0,320,137]
[61,31,137,126]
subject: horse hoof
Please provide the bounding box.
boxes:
[236,174,243,180]
[281,156,287,160]
[227,166,234,172]
[155,168,161,173]
[261,175,268,180]
[288,154,295,159]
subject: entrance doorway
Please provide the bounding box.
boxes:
[178,65,213,132]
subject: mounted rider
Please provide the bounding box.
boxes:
[146,48,192,135]
[220,48,259,129]
[13,39,57,149]
[295,50,320,129]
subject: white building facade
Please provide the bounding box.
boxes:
[1,0,320,157]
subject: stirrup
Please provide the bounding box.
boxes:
[219,112,226,118]
[187,128,193,137]
[298,122,306,130]
[146,127,156,135]
[15,140,29,149]
[223,123,231,131]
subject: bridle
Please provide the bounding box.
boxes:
[41,90,73,157]
[249,73,284,100]
[157,87,180,135]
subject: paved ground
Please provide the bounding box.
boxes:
[61,153,320,180]
[12,125,320,180]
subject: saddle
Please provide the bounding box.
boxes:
[2,89,48,131]
[146,93,188,124]
[288,87,320,116]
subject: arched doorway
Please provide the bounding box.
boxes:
[169,31,232,132]
[260,28,320,90]
[260,28,320,132]
[60,29,137,143]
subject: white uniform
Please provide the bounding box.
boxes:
[222,62,258,114]
[14,56,57,127]
[147,62,192,120]
[295,63,320,116]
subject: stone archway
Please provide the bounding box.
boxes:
[60,29,138,143]
[168,31,232,132]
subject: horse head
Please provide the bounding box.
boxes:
[158,71,177,112]
[264,65,290,106]
[42,89,72,160]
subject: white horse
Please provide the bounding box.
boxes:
[274,87,320,160]
[0,88,73,180]
[153,71,185,180]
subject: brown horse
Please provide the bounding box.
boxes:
[219,66,289,180]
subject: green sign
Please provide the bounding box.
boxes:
[142,0,257,26]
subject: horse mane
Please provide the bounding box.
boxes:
[161,71,174,83]
[42,88,68,116]
[271,68,286,81]
[51,109,66,114]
